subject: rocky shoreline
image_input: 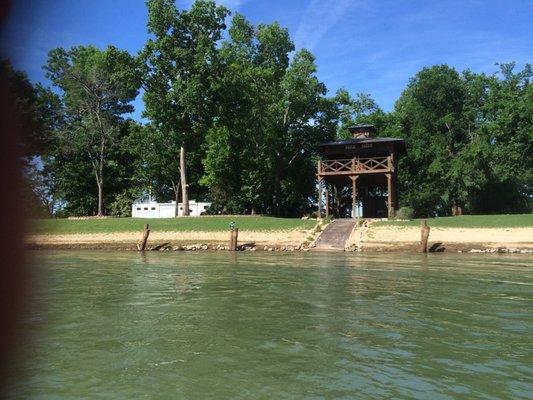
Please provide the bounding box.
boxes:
[27,241,533,254]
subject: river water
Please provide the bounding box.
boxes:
[6,251,533,399]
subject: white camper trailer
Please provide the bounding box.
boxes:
[132,200,211,218]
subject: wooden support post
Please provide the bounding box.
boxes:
[350,176,358,218]
[318,177,323,218]
[386,173,393,219]
[325,185,329,219]
[229,228,239,251]
[420,219,430,253]
[138,224,150,251]
[393,173,398,213]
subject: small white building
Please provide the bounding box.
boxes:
[132,200,211,218]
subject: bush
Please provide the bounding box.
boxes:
[109,189,141,217]
[396,206,414,220]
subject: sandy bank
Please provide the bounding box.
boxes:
[26,229,312,249]
[364,226,533,250]
[26,225,533,252]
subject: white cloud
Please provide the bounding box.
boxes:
[294,0,357,50]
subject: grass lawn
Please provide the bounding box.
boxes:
[374,214,533,228]
[30,216,317,235]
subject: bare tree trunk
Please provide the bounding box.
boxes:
[180,146,189,216]
[97,181,103,216]
[92,164,104,217]
[272,153,282,216]
[95,118,106,217]
[171,179,180,217]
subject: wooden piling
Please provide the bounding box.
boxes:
[420,219,430,253]
[138,224,150,251]
[229,228,239,251]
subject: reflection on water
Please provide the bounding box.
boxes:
[7,251,533,399]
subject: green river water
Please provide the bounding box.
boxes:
[5,251,533,399]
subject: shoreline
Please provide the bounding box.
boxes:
[25,225,533,254]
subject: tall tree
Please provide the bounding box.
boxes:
[202,14,337,215]
[0,59,55,160]
[389,63,532,216]
[44,45,140,216]
[463,63,533,213]
[141,0,228,212]
[393,65,469,216]
[335,89,382,137]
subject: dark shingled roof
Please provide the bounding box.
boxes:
[317,136,407,155]
[317,137,405,146]
[348,124,376,134]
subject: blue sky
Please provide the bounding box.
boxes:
[1,0,532,120]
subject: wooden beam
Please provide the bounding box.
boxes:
[320,169,389,176]
[350,176,358,218]
[317,177,323,218]
[392,173,398,217]
[320,157,391,174]
[386,173,393,219]
[325,185,329,219]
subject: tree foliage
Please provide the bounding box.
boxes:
[201,14,337,215]
[43,45,141,215]
[391,63,532,216]
[140,0,229,207]
[6,1,532,218]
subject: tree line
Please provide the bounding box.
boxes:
[5,0,532,218]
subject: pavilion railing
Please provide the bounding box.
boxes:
[319,156,391,175]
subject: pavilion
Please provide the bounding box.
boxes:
[316,124,407,219]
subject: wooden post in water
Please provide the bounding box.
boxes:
[138,224,150,251]
[229,228,239,251]
[420,219,430,253]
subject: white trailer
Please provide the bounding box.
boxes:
[132,200,211,218]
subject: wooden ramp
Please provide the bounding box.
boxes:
[314,219,356,251]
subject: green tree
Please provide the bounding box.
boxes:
[0,59,57,159]
[44,45,141,216]
[334,89,381,137]
[463,63,533,213]
[393,65,470,216]
[43,119,142,217]
[201,14,337,215]
[140,0,228,210]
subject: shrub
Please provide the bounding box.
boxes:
[396,206,414,220]
[109,189,141,217]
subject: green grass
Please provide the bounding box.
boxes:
[30,216,317,235]
[374,214,533,228]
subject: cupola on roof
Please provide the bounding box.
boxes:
[348,124,376,138]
